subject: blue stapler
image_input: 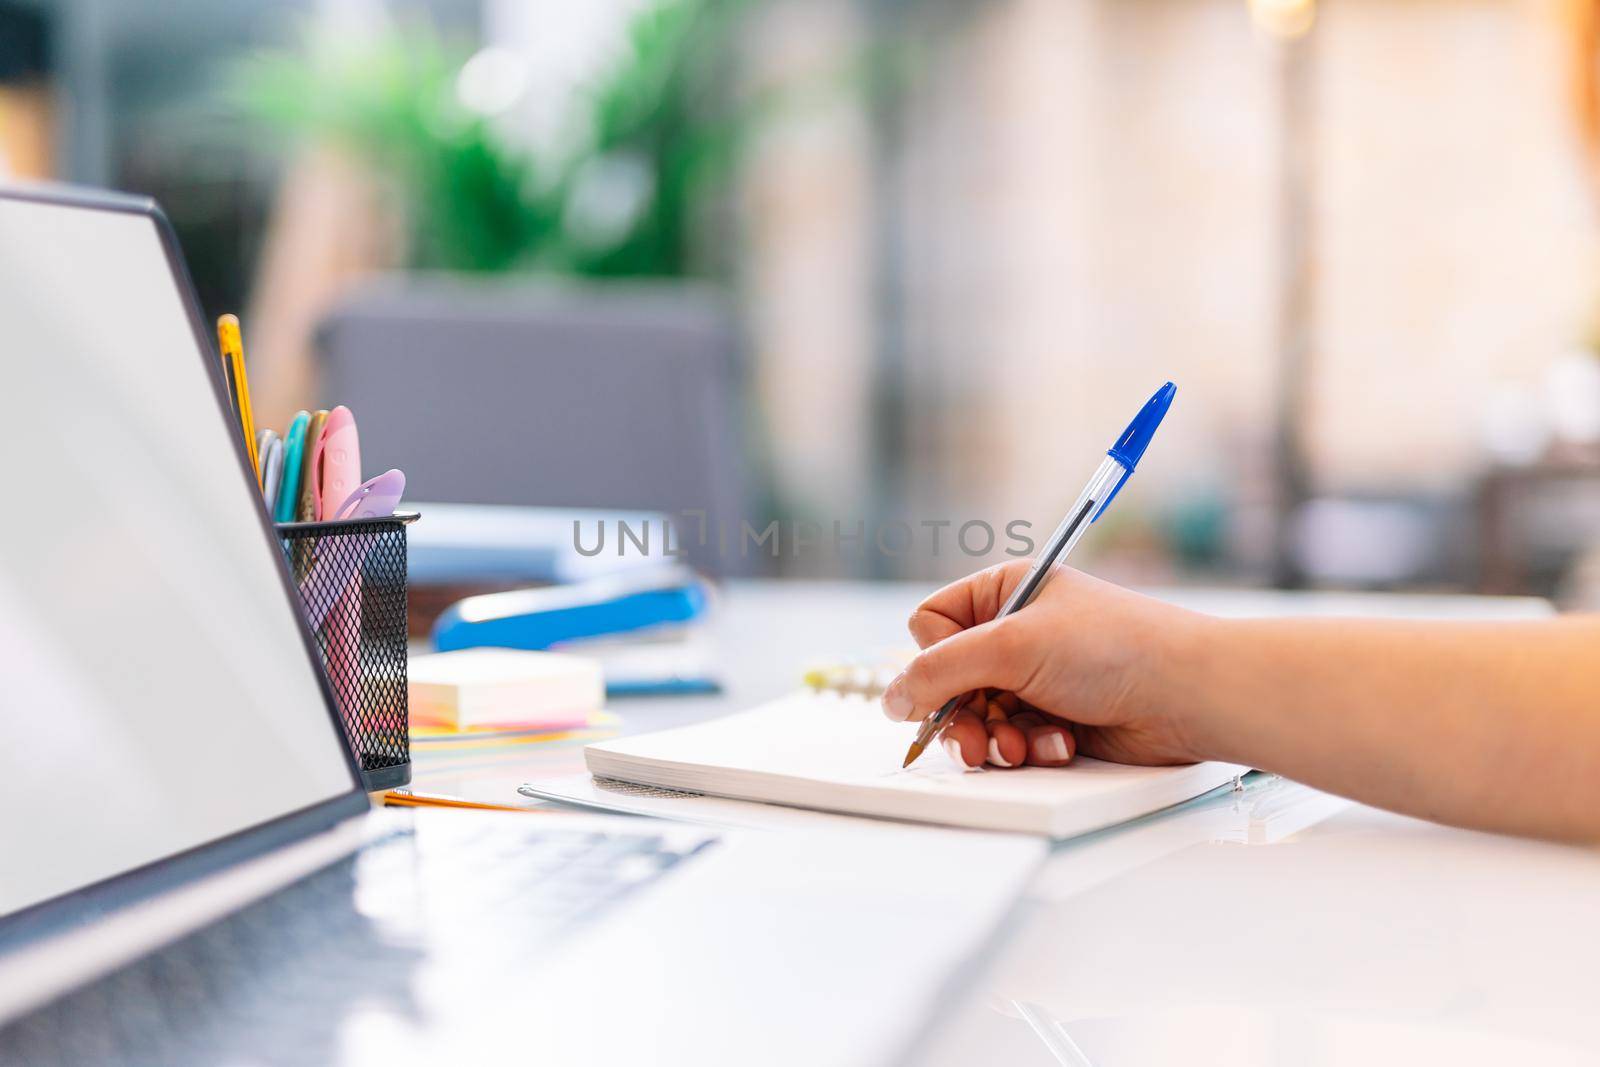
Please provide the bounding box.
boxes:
[432,565,712,656]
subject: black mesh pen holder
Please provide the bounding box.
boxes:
[275,512,418,791]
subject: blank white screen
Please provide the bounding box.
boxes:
[0,196,357,918]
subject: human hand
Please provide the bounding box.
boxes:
[880,562,1212,769]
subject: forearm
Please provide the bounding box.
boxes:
[1176,614,1600,842]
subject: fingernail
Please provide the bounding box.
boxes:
[987,737,1013,768]
[882,675,912,722]
[1032,731,1069,763]
[942,736,969,768]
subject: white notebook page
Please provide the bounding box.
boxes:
[586,693,1245,837]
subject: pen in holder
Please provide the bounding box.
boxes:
[276,512,418,791]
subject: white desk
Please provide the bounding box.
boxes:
[924,781,1600,1065]
[415,580,1600,1066]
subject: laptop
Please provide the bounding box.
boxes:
[0,185,1044,1066]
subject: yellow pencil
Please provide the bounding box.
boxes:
[217,314,260,484]
[381,789,548,814]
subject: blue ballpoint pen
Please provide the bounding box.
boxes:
[901,381,1178,767]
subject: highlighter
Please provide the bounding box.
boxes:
[259,431,284,514]
[318,406,362,522]
[275,411,311,523]
[296,409,330,523]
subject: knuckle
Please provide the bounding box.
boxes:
[987,620,1032,685]
[903,647,946,699]
[989,616,1024,657]
[902,651,933,693]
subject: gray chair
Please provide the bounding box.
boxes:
[315,277,750,575]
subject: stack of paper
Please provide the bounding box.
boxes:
[405,503,672,585]
[585,693,1246,838]
[409,648,603,731]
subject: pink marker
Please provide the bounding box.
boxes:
[318,406,362,523]
[300,470,404,629]
[314,466,406,715]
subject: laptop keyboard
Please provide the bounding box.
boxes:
[0,817,717,1067]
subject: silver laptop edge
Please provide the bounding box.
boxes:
[0,182,371,1011]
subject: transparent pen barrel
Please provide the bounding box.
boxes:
[1001,456,1126,614]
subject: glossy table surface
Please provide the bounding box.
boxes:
[414,580,1600,1067]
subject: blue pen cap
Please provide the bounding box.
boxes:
[1106,381,1176,472]
[1092,381,1176,523]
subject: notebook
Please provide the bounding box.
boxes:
[585,693,1247,838]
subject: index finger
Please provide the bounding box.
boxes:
[907,559,1033,649]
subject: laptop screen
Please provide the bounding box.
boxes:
[0,193,359,921]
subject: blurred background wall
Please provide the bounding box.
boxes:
[7,0,1600,597]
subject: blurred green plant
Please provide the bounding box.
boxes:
[235,0,753,276]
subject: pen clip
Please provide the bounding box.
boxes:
[1091,465,1133,523]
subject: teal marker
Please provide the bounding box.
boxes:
[275,410,311,523]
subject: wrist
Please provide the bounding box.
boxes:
[1143,610,1241,764]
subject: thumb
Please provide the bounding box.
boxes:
[881,618,1030,723]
